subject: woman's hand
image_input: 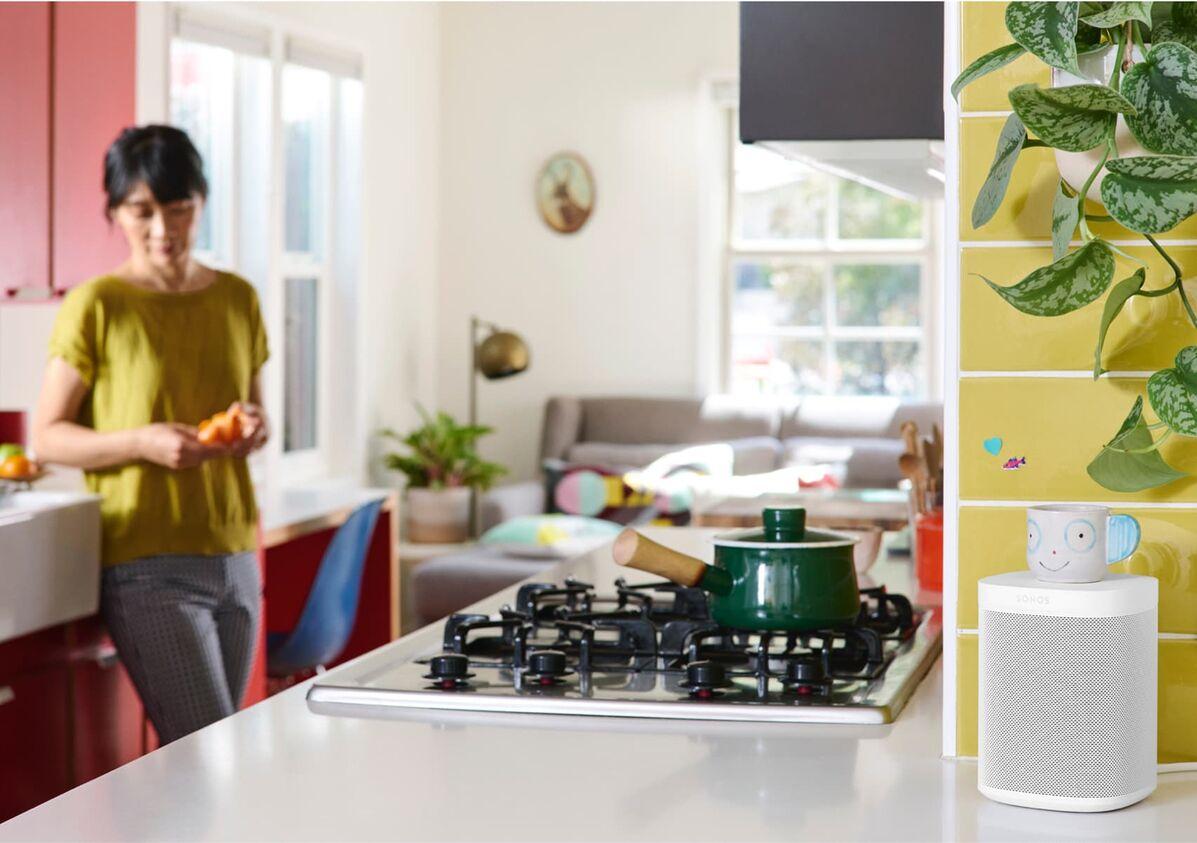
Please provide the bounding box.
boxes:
[227,402,269,458]
[136,423,210,469]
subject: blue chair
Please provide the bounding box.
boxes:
[267,499,384,677]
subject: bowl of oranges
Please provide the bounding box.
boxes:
[0,443,45,491]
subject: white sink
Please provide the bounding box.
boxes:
[0,491,101,643]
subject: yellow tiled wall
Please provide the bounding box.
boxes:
[958,3,1048,112]
[961,246,1197,373]
[959,117,1197,243]
[955,3,1197,761]
[959,378,1197,502]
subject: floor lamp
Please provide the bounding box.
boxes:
[469,316,530,537]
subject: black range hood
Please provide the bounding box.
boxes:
[739,1,945,198]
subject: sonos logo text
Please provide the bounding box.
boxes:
[1016,594,1050,605]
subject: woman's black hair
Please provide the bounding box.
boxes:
[103,125,208,214]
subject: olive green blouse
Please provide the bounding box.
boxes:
[48,272,269,567]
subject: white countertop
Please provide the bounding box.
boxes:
[255,479,393,538]
[4,529,1196,842]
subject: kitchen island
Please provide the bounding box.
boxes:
[3,529,1196,842]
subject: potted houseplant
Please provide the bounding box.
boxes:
[380,408,506,542]
[954,0,1197,491]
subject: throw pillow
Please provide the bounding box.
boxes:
[544,461,659,524]
[479,514,622,559]
[544,444,733,526]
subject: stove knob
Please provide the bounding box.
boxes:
[786,655,826,685]
[527,649,568,677]
[428,653,471,679]
[686,659,727,689]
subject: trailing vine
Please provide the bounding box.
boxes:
[954,0,1197,491]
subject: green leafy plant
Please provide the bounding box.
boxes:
[954,0,1197,492]
[380,407,506,491]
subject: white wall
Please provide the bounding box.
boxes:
[0,305,59,414]
[436,2,738,482]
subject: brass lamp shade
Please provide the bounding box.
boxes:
[477,331,530,379]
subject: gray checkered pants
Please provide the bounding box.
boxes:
[100,552,261,744]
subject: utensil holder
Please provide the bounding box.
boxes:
[915,507,943,591]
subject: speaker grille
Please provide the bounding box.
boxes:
[980,609,1156,800]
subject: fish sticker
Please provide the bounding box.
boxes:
[1002,457,1026,471]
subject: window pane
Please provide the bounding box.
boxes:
[169,39,234,261]
[834,341,920,396]
[284,277,319,452]
[732,260,823,330]
[283,64,331,257]
[237,54,272,305]
[834,264,921,327]
[731,336,827,395]
[734,143,828,241]
[837,179,923,239]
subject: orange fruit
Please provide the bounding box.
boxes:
[197,419,220,446]
[0,454,33,479]
[211,411,242,444]
[207,412,230,445]
[197,407,250,447]
[225,410,243,442]
[203,411,244,445]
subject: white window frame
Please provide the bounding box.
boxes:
[272,46,338,483]
[155,6,362,486]
[718,104,941,399]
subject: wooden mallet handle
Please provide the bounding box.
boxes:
[612,528,708,587]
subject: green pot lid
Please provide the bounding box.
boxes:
[712,527,858,549]
[713,507,857,549]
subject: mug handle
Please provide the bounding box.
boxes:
[1107,514,1141,564]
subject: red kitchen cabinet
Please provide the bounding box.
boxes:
[52,2,136,292]
[0,666,71,822]
[69,620,145,785]
[0,619,150,823]
[242,539,269,706]
[0,2,135,297]
[0,3,52,297]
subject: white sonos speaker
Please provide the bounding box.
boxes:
[978,572,1158,812]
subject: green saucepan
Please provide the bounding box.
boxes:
[612,507,861,631]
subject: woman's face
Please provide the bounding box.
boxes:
[111,182,204,273]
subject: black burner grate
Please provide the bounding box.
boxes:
[425,577,922,701]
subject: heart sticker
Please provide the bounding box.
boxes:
[983,437,1003,456]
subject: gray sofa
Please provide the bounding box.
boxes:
[540,394,941,487]
[410,394,942,628]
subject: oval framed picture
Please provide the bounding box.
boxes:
[536,152,595,234]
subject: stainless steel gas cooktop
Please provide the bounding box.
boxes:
[308,575,942,724]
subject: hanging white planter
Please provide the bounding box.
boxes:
[1053,45,1147,204]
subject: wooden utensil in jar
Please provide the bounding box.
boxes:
[898,452,927,514]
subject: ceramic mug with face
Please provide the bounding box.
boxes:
[1026,505,1141,583]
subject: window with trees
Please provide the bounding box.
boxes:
[726,118,936,398]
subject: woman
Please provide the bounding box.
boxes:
[32,125,269,744]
